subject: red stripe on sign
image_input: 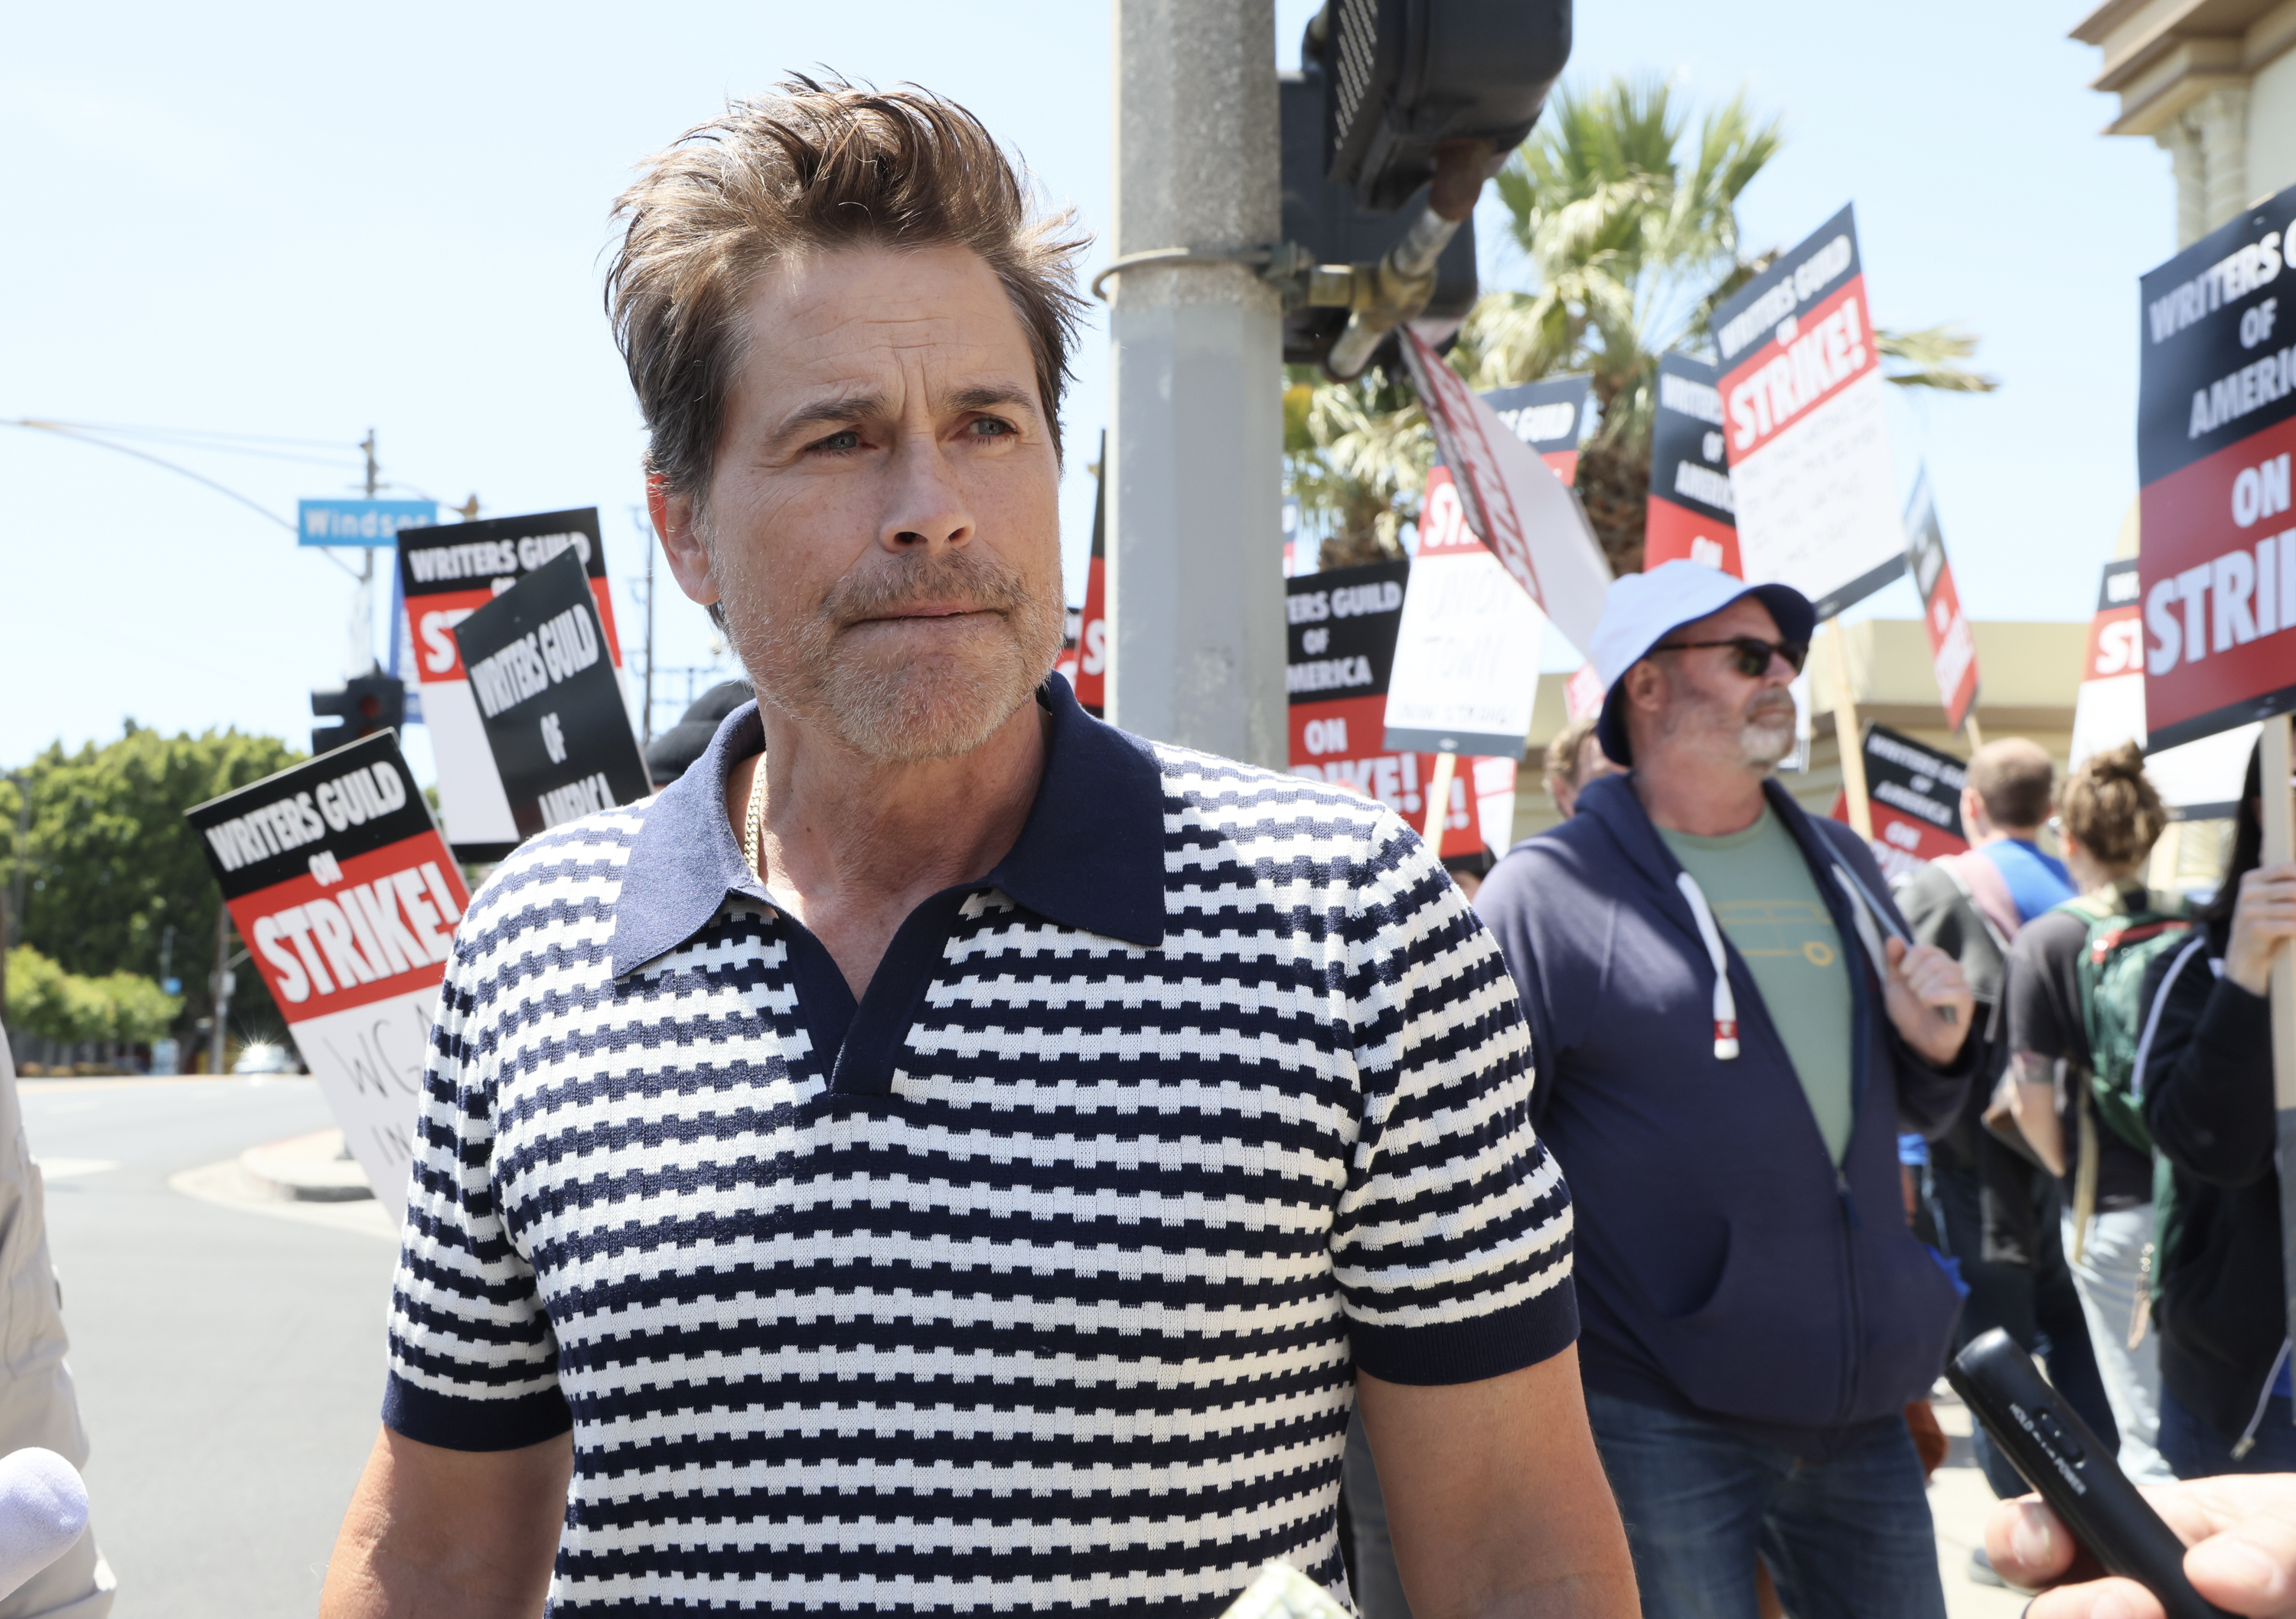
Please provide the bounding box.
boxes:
[1643,495,1741,576]
[227,834,468,1023]
[1719,278,1878,463]
[2138,411,2296,740]
[406,579,623,683]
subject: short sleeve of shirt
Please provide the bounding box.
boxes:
[381,932,572,1451]
[1329,815,1578,1387]
[2007,912,2088,1067]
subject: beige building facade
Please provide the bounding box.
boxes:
[2076,0,2296,245]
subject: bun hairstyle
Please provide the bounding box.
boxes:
[2060,741,2167,872]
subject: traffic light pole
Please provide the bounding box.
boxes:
[1106,0,1287,767]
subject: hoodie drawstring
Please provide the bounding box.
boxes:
[1675,872,1740,1060]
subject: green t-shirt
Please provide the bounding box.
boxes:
[1658,807,1856,1162]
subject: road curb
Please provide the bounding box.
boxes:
[238,1129,373,1203]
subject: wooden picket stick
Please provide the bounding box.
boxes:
[1825,619,1874,840]
[1962,712,1986,752]
[1424,752,1459,848]
[2261,714,2296,1369]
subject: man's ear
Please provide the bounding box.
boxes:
[650,474,720,609]
[1622,658,1665,714]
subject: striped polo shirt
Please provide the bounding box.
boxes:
[383,675,1576,1616]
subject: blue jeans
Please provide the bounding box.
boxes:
[1586,1389,1948,1619]
[2161,1386,2296,1477]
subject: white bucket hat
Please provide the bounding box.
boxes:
[1591,561,1816,765]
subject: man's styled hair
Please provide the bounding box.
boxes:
[605,76,1089,511]
[1968,738,2055,832]
[1541,714,1600,804]
[2061,741,2167,870]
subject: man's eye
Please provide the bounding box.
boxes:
[814,429,863,452]
[969,418,1014,437]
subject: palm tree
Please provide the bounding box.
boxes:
[1283,368,1431,570]
[1286,74,1998,576]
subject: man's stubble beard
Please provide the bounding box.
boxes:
[711,519,1065,765]
[1657,670,1799,774]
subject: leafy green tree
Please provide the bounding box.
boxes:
[5,948,179,1044]
[1284,74,1998,578]
[1,723,304,1043]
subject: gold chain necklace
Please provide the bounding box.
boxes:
[742,753,767,881]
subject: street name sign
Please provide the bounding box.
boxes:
[298,498,436,547]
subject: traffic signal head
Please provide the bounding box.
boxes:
[1280,66,1477,368]
[311,674,404,756]
[1308,0,1572,214]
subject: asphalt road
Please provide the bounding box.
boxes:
[23,1076,398,1618]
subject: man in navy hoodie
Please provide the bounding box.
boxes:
[1477,562,1976,1619]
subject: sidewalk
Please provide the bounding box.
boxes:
[1929,1385,2030,1618]
[168,1126,396,1241]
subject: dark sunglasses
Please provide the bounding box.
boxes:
[1649,635,1808,678]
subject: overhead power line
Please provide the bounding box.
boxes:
[2,418,362,579]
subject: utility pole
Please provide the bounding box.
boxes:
[351,429,381,677]
[1106,0,1287,766]
[208,903,233,1078]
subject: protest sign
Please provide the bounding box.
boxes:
[2136,180,2296,1401]
[1711,205,1906,619]
[1401,328,1612,654]
[1383,468,1545,761]
[1644,351,1740,573]
[1287,556,1510,857]
[398,509,621,860]
[1904,471,1981,733]
[1831,724,1968,883]
[1480,374,1593,485]
[2072,558,2259,818]
[2070,560,2147,771]
[185,731,469,1222]
[451,553,650,842]
[2136,187,2296,749]
[1072,443,1108,715]
[1564,663,1605,721]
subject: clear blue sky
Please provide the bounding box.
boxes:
[0,2,2165,769]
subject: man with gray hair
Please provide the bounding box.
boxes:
[1477,561,1976,1619]
[321,78,1632,1618]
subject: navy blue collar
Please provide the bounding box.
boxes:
[608,674,1167,978]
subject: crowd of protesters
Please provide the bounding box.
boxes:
[1339,558,2296,1619]
[285,76,2295,1619]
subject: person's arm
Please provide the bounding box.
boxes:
[1985,1476,2296,1617]
[1473,847,1576,1130]
[2006,1050,2066,1177]
[1358,1349,1636,1618]
[1338,819,1624,1614]
[2143,860,2296,1187]
[325,905,576,1616]
[321,1427,571,1617]
[1874,935,1977,1140]
[2001,919,2078,1177]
